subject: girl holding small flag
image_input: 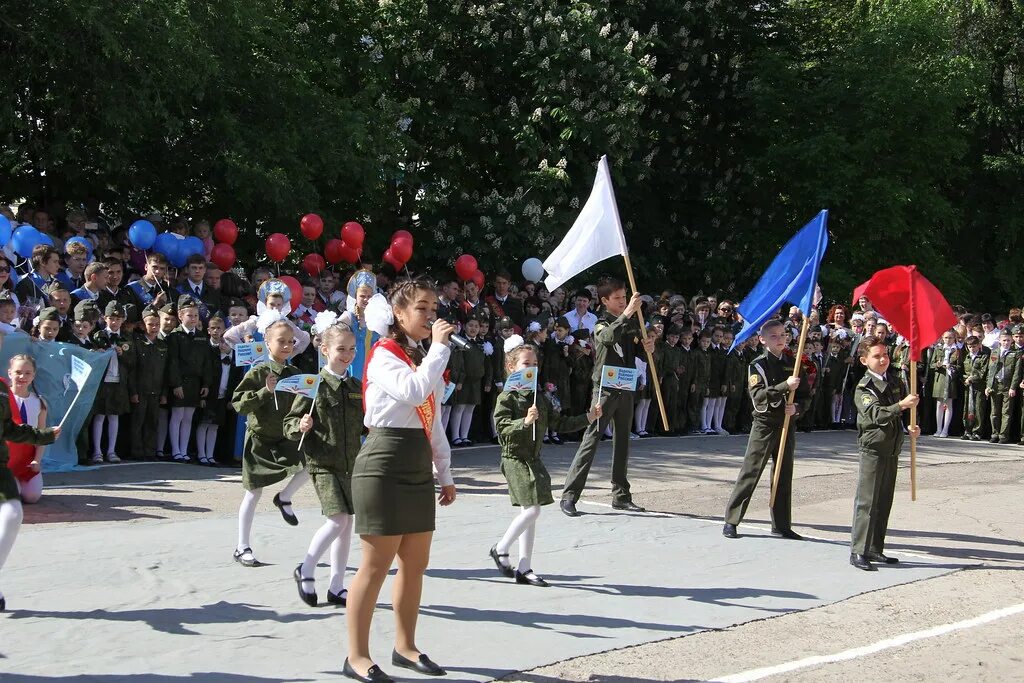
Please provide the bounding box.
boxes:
[490,336,601,587]
[284,313,363,607]
[231,314,311,568]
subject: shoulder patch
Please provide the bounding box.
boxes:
[749,374,761,387]
[861,393,873,406]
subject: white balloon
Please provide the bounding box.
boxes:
[521,257,545,283]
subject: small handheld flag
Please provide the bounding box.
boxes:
[275,374,321,398]
[59,354,95,430]
[235,342,268,367]
[599,365,639,392]
[503,368,539,393]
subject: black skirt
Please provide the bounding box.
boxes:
[352,427,435,536]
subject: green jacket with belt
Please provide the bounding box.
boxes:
[747,350,809,425]
[231,359,301,440]
[854,371,906,456]
[589,310,640,385]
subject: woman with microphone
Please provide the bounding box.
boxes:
[344,279,458,683]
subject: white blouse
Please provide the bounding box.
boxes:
[363,340,453,487]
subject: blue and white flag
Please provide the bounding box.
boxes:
[599,365,639,391]
[275,374,321,398]
[504,368,539,393]
[234,341,268,367]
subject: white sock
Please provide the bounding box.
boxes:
[641,399,652,432]
[300,516,341,593]
[18,474,43,505]
[91,414,106,456]
[496,505,541,572]
[106,415,119,454]
[0,500,25,597]
[517,515,537,573]
[237,488,262,552]
[172,407,195,456]
[702,398,713,430]
[441,405,452,432]
[459,405,475,440]
[277,469,310,519]
[169,408,184,455]
[449,405,466,441]
[157,409,169,455]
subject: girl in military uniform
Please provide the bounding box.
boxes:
[449,315,487,446]
[708,327,729,434]
[930,330,962,438]
[195,315,231,466]
[490,337,600,587]
[232,316,311,567]
[542,317,574,444]
[284,316,363,607]
[88,302,134,464]
[166,296,211,463]
[691,330,713,433]
[0,362,60,612]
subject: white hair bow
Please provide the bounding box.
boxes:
[363,293,393,337]
[503,334,525,354]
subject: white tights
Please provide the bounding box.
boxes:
[935,398,954,436]
[299,513,353,594]
[195,424,219,461]
[449,404,476,441]
[169,407,195,457]
[236,469,310,552]
[634,398,652,434]
[496,505,541,573]
[701,397,713,431]
[0,500,24,599]
[441,405,452,432]
[712,396,726,431]
[91,414,120,456]
[17,474,43,504]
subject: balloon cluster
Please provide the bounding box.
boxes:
[325,221,365,267]
[211,219,239,271]
[126,219,204,268]
[383,230,414,271]
[1,216,56,259]
[455,254,485,289]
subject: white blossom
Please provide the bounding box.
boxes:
[296,22,310,35]
[600,23,611,37]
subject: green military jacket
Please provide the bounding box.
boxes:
[691,346,711,393]
[130,333,169,396]
[986,347,1021,392]
[90,328,136,390]
[283,369,363,475]
[930,345,963,399]
[962,350,990,391]
[724,348,747,394]
[855,371,906,456]
[747,350,809,425]
[589,310,641,384]
[542,336,572,391]
[657,342,681,386]
[495,390,589,462]
[231,359,301,441]
[166,325,211,391]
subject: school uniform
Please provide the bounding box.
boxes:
[97,287,140,324]
[129,332,169,459]
[675,345,694,433]
[13,271,54,307]
[166,325,212,408]
[986,346,1022,443]
[127,278,172,313]
[200,341,233,428]
[962,349,989,441]
[176,280,222,322]
[688,347,711,430]
[232,359,304,490]
[283,368,364,516]
[55,269,84,290]
[0,381,56,504]
[454,338,488,406]
[723,347,747,433]
[89,328,134,417]
[656,341,681,434]
[567,342,595,438]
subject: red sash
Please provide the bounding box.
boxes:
[363,338,436,440]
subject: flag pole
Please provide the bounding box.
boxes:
[909,361,918,501]
[770,315,810,508]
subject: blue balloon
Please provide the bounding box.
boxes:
[153,232,178,257]
[168,239,189,268]
[12,226,42,259]
[65,236,94,258]
[38,233,54,247]
[128,219,157,250]
[0,215,11,246]
[183,236,204,258]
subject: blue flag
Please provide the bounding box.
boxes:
[599,365,640,391]
[504,368,539,393]
[731,210,829,350]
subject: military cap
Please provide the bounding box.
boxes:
[38,306,61,322]
[141,306,161,319]
[497,315,514,330]
[650,314,667,326]
[1011,324,1024,335]
[104,301,127,317]
[176,294,200,310]
[573,328,591,341]
[666,324,684,336]
[554,316,571,329]
[160,303,177,316]
[74,299,100,321]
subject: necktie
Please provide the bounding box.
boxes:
[19,400,27,424]
[194,286,201,296]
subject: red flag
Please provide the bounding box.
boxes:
[852,265,957,361]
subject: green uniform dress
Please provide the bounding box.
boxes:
[495,391,589,506]
[129,333,168,459]
[232,359,304,490]
[454,340,487,405]
[723,348,747,432]
[0,383,57,502]
[658,342,681,434]
[284,370,364,516]
[167,325,212,408]
[724,350,810,531]
[986,346,1021,443]
[851,370,907,556]
[961,350,989,439]
[89,328,134,416]
[707,345,727,398]
[688,346,711,430]
[674,345,693,433]
[930,346,963,400]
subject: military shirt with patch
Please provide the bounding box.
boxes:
[747,351,809,426]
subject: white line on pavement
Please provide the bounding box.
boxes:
[708,602,1024,682]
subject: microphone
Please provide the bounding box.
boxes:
[428,320,471,350]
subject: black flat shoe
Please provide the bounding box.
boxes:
[293,565,317,607]
[233,547,256,567]
[865,552,899,564]
[611,500,646,512]
[343,658,394,682]
[515,569,549,587]
[489,545,514,578]
[0,596,5,612]
[771,528,804,540]
[550,435,563,445]
[392,650,447,676]
[273,492,299,526]
[850,553,876,571]
[722,523,738,539]
[559,499,580,517]
[327,588,347,606]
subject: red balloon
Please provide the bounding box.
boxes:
[302,253,326,277]
[213,219,238,245]
[339,242,361,264]
[454,254,477,281]
[342,221,366,248]
[210,243,236,271]
[279,275,303,308]
[382,249,404,271]
[324,239,345,265]
[390,237,413,264]
[392,229,414,246]
[300,213,324,240]
[266,233,291,262]
[471,269,485,290]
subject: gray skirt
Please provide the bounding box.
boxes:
[353,427,435,536]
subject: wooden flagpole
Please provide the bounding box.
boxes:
[909,361,918,501]
[770,315,810,508]
[623,253,670,431]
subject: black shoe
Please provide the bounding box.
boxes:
[850,553,877,571]
[865,552,899,565]
[601,434,611,441]
[327,588,348,606]
[550,435,563,445]
[515,569,550,587]
[560,499,580,517]
[960,433,970,441]
[999,437,1010,444]
[990,437,1000,443]
[489,545,515,578]
[970,434,981,441]
[611,500,646,512]
[722,523,738,539]
[771,528,804,540]
[542,436,551,444]
[293,565,317,607]
[233,547,256,567]
[0,596,5,612]
[273,492,299,526]
[343,658,394,682]
[391,650,447,676]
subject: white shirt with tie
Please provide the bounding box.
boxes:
[565,309,597,333]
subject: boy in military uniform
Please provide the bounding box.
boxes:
[33,307,63,342]
[560,278,654,516]
[566,328,595,441]
[961,335,989,441]
[723,319,809,540]
[850,336,920,570]
[285,322,363,607]
[166,295,211,462]
[984,329,1020,444]
[130,307,169,460]
[88,302,134,464]
[658,325,682,436]
[689,330,712,433]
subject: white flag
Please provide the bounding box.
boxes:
[543,156,628,292]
